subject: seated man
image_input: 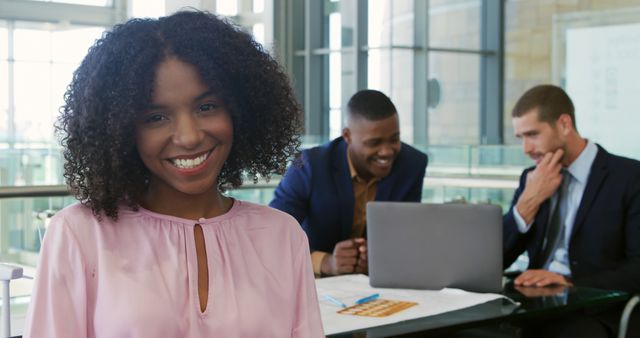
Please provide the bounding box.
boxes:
[270,89,428,276]
[504,84,640,337]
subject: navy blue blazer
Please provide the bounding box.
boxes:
[270,137,428,253]
[503,145,640,293]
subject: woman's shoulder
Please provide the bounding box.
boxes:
[39,203,102,259]
[49,202,125,237]
[51,202,98,227]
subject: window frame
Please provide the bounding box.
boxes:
[277,0,504,145]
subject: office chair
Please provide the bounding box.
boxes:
[619,294,640,338]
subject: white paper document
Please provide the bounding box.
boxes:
[316,274,504,335]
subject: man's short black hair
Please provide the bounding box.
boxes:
[347,89,397,121]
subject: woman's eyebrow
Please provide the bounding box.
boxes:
[145,90,217,110]
[146,103,166,110]
[193,90,217,102]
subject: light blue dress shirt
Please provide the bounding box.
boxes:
[513,141,598,276]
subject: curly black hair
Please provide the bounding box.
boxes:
[58,10,302,220]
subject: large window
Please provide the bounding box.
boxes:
[285,0,503,146]
[428,0,482,145]
[12,22,104,145]
[0,22,8,144]
[368,0,416,142]
[0,21,104,190]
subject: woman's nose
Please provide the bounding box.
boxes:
[172,114,203,149]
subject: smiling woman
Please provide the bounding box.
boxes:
[22,10,323,338]
[135,58,234,217]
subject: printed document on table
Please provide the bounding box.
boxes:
[316,274,504,335]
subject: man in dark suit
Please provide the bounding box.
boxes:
[504,84,640,337]
[270,89,428,276]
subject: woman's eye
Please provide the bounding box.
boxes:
[143,113,167,123]
[199,103,218,112]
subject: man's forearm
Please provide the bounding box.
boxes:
[515,191,543,225]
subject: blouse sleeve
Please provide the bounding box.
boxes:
[291,231,324,338]
[23,213,88,338]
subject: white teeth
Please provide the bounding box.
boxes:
[171,152,209,169]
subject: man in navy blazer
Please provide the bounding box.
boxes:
[504,85,640,338]
[270,90,428,276]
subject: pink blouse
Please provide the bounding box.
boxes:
[23,200,324,338]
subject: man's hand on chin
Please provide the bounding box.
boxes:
[516,149,565,223]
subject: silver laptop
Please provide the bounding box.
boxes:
[367,202,503,293]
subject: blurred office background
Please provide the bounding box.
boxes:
[1,0,640,330]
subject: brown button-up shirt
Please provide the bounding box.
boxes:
[311,149,379,275]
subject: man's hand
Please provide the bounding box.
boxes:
[355,241,367,274]
[320,238,367,276]
[514,269,573,287]
[516,149,565,224]
[514,284,568,297]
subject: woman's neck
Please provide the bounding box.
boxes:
[141,184,232,220]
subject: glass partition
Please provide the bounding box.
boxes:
[417,144,529,177]
[429,0,481,50]
[0,196,73,264]
[0,148,64,186]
